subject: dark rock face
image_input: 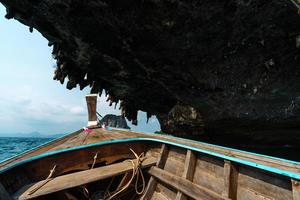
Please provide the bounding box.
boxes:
[1,0,300,143]
[100,114,130,129]
[158,103,204,136]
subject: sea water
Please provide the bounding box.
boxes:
[0,137,52,162]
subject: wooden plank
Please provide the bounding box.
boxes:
[292,179,300,200]
[148,166,230,200]
[182,150,197,180]
[2,125,299,176]
[192,154,224,195]
[163,147,186,180]
[116,129,300,173]
[238,187,274,200]
[156,182,177,200]
[223,160,238,199]
[15,157,156,200]
[151,191,170,200]
[0,182,12,200]
[116,172,131,190]
[238,166,292,200]
[223,160,232,198]
[156,144,169,168]
[175,150,196,200]
[142,144,169,200]
[142,177,158,200]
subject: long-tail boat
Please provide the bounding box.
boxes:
[0,95,299,200]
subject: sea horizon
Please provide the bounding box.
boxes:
[0,137,53,161]
[0,131,66,139]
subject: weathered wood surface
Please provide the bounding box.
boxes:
[14,157,156,200]
[148,166,230,200]
[0,141,151,196]
[150,192,169,200]
[85,94,98,125]
[143,143,297,200]
[175,150,196,200]
[223,160,232,198]
[1,127,299,175]
[156,144,169,168]
[0,129,137,171]
[292,179,300,200]
[237,166,293,200]
[115,129,300,174]
[222,160,238,199]
[156,183,177,200]
[192,155,224,195]
[142,144,169,200]
[0,128,298,200]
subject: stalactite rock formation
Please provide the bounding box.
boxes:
[1,0,300,144]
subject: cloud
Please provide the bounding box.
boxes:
[0,86,161,134]
[0,85,88,134]
[70,106,86,115]
[0,7,161,135]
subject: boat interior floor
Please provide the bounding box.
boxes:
[14,157,157,200]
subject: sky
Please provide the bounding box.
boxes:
[0,5,160,135]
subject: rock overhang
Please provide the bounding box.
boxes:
[1,0,300,143]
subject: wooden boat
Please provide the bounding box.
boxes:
[0,95,299,199]
[0,127,299,200]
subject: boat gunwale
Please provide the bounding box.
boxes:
[112,127,300,166]
[2,127,299,167]
[0,137,299,181]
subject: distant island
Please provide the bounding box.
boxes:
[0,131,65,138]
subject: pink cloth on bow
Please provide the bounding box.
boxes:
[83,127,93,134]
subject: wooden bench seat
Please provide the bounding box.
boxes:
[14,157,157,200]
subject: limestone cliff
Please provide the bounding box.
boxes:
[1,0,300,144]
[100,114,130,129]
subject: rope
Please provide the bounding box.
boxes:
[81,131,90,145]
[81,186,90,199]
[28,165,57,195]
[96,111,103,121]
[90,152,99,169]
[104,176,115,198]
[79,152,99,200]
[104,149,146,200]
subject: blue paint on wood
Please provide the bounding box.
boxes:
[0,136,299,180]
[112,127,300,165]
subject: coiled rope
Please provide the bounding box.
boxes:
[105,149,146,200]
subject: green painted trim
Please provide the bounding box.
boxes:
[0,137,299,180]
[112,127,300,165]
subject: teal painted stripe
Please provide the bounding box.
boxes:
[111,127,300,165]
[0,137,299,180]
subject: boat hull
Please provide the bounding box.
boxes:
[0,135,299,200]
